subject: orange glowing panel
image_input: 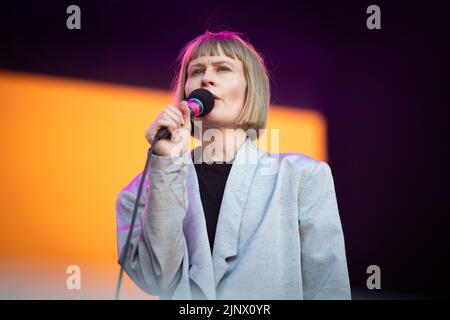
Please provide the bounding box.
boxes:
[0,70,326,299]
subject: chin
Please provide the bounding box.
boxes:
[198,118,228,131]
[203,109,222,123]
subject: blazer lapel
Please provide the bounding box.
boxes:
[212,138,266,286]
[184,154,216,299]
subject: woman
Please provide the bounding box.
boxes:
[116,31,351,299]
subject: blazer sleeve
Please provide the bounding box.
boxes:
[298,161,351,299]
[115,152,191,297]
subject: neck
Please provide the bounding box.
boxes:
[199,128,247,163]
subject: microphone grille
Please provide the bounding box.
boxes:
[187,88,215,116]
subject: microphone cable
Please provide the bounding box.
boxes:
[114,128,167,300]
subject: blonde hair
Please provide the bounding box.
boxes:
[171,31,271,139]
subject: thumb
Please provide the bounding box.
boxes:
[178,101,192,129]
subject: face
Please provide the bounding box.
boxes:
[184,46,247,130]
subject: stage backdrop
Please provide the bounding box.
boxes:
[0,70,326,299]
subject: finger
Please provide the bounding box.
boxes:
[178,101,191,127]
[164,107,184,126]
[171,130,182,143]
[158,118,177,133]
[163,111,183,130]
[167,105,184,119]
[160,112,179,125]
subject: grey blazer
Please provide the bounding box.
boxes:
[116,138,351,299]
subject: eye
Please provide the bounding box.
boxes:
[217,66,230,72]
[189,68,203,76]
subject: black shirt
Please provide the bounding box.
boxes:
[194,160,233,253]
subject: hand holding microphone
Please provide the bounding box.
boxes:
[145,88,214,157]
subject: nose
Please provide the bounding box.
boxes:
[201,67,215,88]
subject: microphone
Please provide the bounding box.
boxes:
[155,88,215,140]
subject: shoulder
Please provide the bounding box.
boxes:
[258,147,333,187]
[278,152,323,170]
[262,147,328,172]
